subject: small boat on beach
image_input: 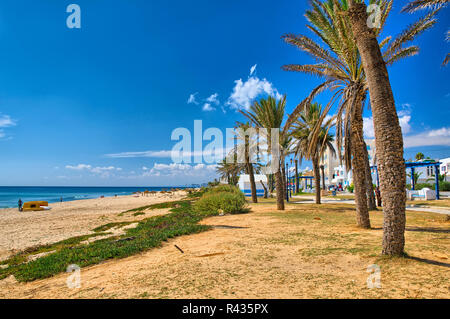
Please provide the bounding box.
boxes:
[22,201,51,212]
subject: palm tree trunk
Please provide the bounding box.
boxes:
[295,159,299,193]
[363,142,377,210]
[260,180,268,198]
[282,164,287,199]
[247,162,258,203]
[348,2,406,256]
[275,169,285,210]
[320,165,326,190]
[312,157,321,204]
[351,104,371,228]
[245,134,258,203]
[268,174,275,194]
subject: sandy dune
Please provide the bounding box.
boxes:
[0,191,187,261]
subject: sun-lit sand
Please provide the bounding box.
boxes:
[1,201,448,299]
[0,191,188,261]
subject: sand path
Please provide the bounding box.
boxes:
[0,191,187,260]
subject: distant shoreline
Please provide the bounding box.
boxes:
[0,186,191,209]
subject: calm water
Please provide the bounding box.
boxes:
[0,186,182,209]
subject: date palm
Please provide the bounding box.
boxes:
[291,102,336,204]
[216,157,243,186]
[235,121,258,203]
[282,0,438,228]
[346,0,420,255]
[240,96,287,210]
[402,0,449,66]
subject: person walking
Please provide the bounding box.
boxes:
[18,199,23,212]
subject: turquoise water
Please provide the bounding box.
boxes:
[0,186,182,209]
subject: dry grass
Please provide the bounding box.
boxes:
[1,199,448,299]
[407,198,450,208]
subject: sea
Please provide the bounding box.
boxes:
[0,186,185,209]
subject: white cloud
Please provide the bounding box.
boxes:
[0,114,16,140]
[363,105,449,148]
[105,150,173,158]
[65,164,122,177]
[205,93,219,105]
[0,114,16,128]
[187,93,199,105]
[250,64,257,76]
[404,127,450,148]
[202,103,215,111]
[143,162,217,178]
[227,76,282,110]
[66,164,92,170]
[105,147,231,160]
[364,108,411,138]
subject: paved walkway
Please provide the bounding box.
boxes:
[292,196,450,215]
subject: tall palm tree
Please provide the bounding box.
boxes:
[291,102,336,204]
[347,0,407,255]
[235,121,258,203]
[240,96,287,210]
[402,0,449,66]
[282,0,437,228]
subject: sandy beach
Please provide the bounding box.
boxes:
[0,191,188,261]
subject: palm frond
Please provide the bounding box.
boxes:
[401,0,449,13]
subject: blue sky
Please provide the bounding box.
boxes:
[0,0,449,186]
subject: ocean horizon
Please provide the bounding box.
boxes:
[0,186,189,209]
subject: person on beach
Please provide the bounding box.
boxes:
[18,199,23,212]
[60,197,63,202]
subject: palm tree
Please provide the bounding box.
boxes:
[415,152,425,161]
[407,171,423,185]
[240,96,287,210]
[216,157,243,186]
[235,121,258,203]
[320,165,326,190]
[364,143,377,210]
[402,0,449,66]
[282,0,437,229]
[291,102,336,204]
[347,0,407,256]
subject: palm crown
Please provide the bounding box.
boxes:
[282,0,439,167]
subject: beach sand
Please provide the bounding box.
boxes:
[1,202,448,299]
[0,191,188,261]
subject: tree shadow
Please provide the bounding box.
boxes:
[210,225,250,229]
[406,255,450,268]
[406,227,450,234]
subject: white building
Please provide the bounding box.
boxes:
[439,157,450,182]
[320,139,377,187]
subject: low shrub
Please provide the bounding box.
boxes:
[347,183,354,193]
[194,188,248,216]
[207,184,243,195]
[440,181,450,191]
[406,182,450,191]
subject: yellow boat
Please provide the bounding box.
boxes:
[22,201,49,212]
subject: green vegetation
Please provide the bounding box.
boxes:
[0,200,216,282]
[92,222,135,233]
[347,183,354,194]
[406,182,450,191]
[193,185,249,216]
